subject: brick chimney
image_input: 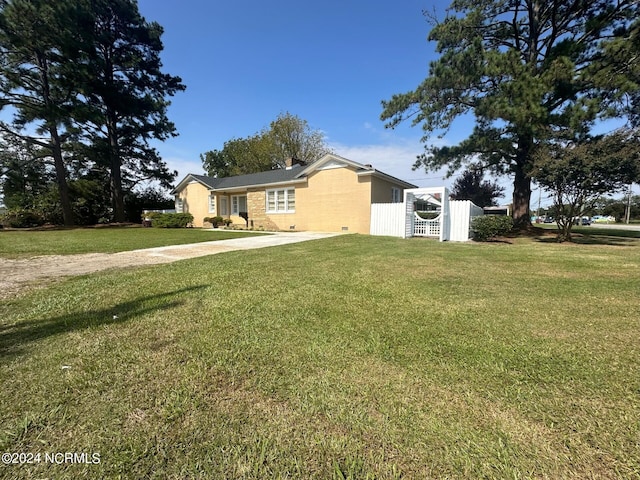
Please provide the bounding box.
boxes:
[285,157,306,170]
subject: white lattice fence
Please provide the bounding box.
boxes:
[413,213,441,237]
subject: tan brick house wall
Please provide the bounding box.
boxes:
[176,181,211,227]
[172,155,415,232]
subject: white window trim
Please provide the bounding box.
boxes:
[219,196,229,216]
[208,194,216,213]
[266,188,295,213]
[391,188,401,203]
[175,197,184,213]
[231,195,247,215]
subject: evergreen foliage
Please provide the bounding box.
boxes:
[450,164,504,207]
[381,0,639,228]
[0,0,184,225]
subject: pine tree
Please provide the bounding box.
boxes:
[381,0,639,228]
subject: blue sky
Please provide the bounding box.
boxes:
[136,0,477,190]
[136,0,637,206]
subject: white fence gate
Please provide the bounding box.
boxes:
[413,213,441,237]
[370,187,483,242]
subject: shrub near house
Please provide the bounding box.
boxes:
[149,212,193,228]
[471,215,513,241]
[203,216,227,228]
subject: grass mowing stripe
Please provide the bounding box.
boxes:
[0,234,638,478]
[0,227,266,258]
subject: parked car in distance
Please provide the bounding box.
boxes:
[592,215,616,223]
[543,216,554,223]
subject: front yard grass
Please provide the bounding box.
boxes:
[0,235,638,478]
[0,226,265,258]
[536,223,640,240]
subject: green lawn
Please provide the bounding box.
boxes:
[537,223,640,239]
[1,235,638,478]
[0,226,265,258]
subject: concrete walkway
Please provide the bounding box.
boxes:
[129,231,340,261]
[0,231,340,299]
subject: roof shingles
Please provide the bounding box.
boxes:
[173,155,416,194]
[187,166,303,191]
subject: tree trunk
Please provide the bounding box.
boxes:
[38,52,74,226]
[49,126,74,226]
[512,135,533,229]
[107,111,126,223]
[512,166,532,229]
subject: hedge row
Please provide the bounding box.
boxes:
[146,212,194,228]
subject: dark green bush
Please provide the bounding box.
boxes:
[471,215,513,241]
[203,216,223,227]
[1,208,46,228]
[151,212,194,228]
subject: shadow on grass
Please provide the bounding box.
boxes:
[0,285,207,359]
[534,231,640,246]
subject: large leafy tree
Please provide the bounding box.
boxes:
[266,112,333,168]
[202,112,332,177]
[0,0,85,225]
[201,135,273,178]
[200,149,232,179]
[533,128,640,241]
[381,0,639,228]
[79,0,184,222]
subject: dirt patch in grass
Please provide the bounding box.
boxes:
[0,253,173,301]
[0,232,338,300]
[0,243,246,300]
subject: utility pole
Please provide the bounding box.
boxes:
[625,184,632,224]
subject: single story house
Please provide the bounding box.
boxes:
[171,154,417,233]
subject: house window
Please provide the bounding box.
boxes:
[219,196,228,216]
[231,195,247,215]
[208,194,215,213]
[266,188,295,213]
[175,197,184,213]
[391,188,402,203]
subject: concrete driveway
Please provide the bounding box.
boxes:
[0,231,341,300]
[126,231,341,260]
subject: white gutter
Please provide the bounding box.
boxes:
[210,177,307,193]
